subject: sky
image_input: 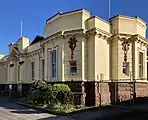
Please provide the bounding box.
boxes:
[0,0,148,55]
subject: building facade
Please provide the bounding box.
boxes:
[0,9,148,106]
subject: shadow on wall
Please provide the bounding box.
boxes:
[108,82,119,104]
[108,81,137,105]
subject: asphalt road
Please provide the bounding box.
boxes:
[0,97,75,120]
[0,97,57,120]
[1,97,148,120]
[97,111,148,120]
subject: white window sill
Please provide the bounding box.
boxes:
[69,73,77,75]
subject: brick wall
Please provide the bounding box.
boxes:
[135,83,148,97]
[94,82,148,106]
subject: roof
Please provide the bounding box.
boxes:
[30,35,44,45]
[46,9,90,23]
[109,15,147,25]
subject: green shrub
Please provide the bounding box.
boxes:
[26,80,53,105]
[52,84,71,94]
[56,92,75,104]
[49,103,76,113]
[24,81,73,106]
[52,84,71,103]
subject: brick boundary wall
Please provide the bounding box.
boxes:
[1,81,148,106]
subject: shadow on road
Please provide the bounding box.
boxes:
[1,97,148,120]
[10,109,45,114]
[97,111,148,120]
[0,97,51,115]
[36,116,74,120]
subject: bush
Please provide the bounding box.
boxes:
[25,81,72,105]
[52,84,71,103]
[48,103,76,113]
[26,80,53,105]
[56,92,75,104]
[21,81,87,113]
[52,84,71,95]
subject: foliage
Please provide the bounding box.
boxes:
[22,80,85,113]
[52,84,71,103]
[25,80,53,105]
[52,84,70,97]
[57,92,75,104]
[25,80,71,105]
[47,103,76,113]
[75,105,87,110]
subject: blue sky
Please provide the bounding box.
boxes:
[0,0,148,55]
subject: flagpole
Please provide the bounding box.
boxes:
[109,0,111,19]
[21,20,22,37]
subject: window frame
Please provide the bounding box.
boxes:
[31,61,35,81]
[50,48,58,80]
[139,52,144,79]
[122,62,129,76]
[41,59,45,80]
[69,60,77,75]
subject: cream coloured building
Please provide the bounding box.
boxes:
[0,9,148,105]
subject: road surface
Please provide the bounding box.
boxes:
[0,97,58,120]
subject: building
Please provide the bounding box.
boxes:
[0,9,148,106]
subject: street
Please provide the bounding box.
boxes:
[97,111,148,120]
[0,97,57,120]
[1,97,148,120]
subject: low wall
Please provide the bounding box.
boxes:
[1,81,148,106]
[94,82,148,106]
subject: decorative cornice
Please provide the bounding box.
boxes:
[63,29,85,38]
[27,48,42,57]
[130,34,148,47]
[41,29,85,45]
[114,33,148,47]
[86,27,112,40]
[42,31,64,43]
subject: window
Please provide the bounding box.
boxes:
[69,61,77,74]
[42,59,45,80]
[51,50,57,79]
[139,52,143,78]
[31,62,34,80]
[123,62,129,76]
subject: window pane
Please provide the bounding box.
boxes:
[52,68,55,77]
[51,50,57,78]
[69,61,77,74]
[123,62,129,76]
[31,62,34,70]
[31,62,34,80]
[139,52,143,78]
[71,67,77,73]
[53,50,56,63]
[42,60,44,79]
